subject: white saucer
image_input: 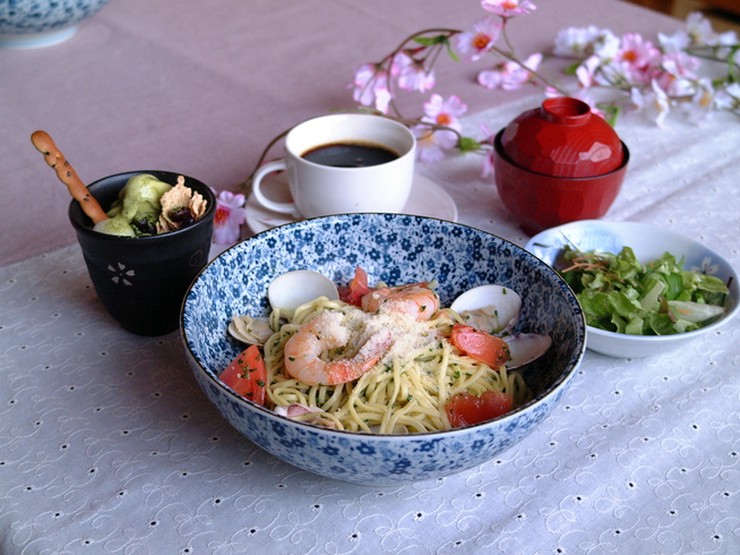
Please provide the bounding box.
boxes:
[245,174,458,234]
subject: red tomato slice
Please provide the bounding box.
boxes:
[338,266,371,306]
[449,323,511,368]
[446,391,514,428]
[219,345,267,406]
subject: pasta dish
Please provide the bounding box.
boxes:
[221,269,533,434]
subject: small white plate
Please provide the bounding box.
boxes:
[525,220,739,358]
[245,173,458,234]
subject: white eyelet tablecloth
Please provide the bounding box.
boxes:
[2,92,739,554]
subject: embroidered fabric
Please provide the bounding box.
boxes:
[2,99,738,554]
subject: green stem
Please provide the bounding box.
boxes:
[383,28,462,118]
[489,45,568,95]
[500,18,517,54]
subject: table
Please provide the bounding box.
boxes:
[1,0,682,267]
[2,1,739,554]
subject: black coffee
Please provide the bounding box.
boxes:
[302,142,398,168]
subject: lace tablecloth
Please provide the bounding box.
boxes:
[2,95,738,554]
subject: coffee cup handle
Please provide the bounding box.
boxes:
[251,159,297,215]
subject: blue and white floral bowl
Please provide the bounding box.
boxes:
[181,214,586,485]
[0,0,111,48]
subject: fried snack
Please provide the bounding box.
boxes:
[157,175,208,233]
[31,130,108,224]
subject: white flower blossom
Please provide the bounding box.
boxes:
[714,82,740,111]
[631,80,671,127]
[553,26,619,59]
[682,78,716,124]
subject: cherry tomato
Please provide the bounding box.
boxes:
[446,391,514,428]
[449,323,510,368]
[219,345,267,406]
[338,266,371,306]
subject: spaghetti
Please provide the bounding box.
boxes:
[259,295,530,434]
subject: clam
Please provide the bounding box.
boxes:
[503,333,553,369]
[450,284,522,334]
[267,269,340,311]
[228,315,274,345]
[451,284,551,368]
[229,269,340,343]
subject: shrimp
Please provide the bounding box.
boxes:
[284,311,392,386]
[361,282,440,321]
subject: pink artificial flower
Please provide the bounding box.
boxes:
[553,25,619,59]
[423,93,467,128]
[393,52,436,93]
[480,151,494,178]
[684,11,717,45]
[631,80,670,127]
[615,33,661,85]
[686,78,716,123]
[351,63,392,113]
[478,122,496,178]
[352,63,377,104]
[413,125,448,163]
[213,190,247,245]
[657,26,691,54]
[477,52,542,90]
[657,12,737,53]
[415,94,467,162]
[715,82,740,112]
[575,55,602,88]
[480,0,537,18]
[653,50,699,95]
[455,16,503,61]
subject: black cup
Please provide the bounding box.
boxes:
[68,170,216,336]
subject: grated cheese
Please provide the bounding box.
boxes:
[341,305,440,366]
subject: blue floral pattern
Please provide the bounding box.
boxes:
[0,0,110,35]
[182,214,586,485]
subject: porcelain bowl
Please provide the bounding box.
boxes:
[181,214,586,486]
[525,220,739,358]
[0,0,111,49]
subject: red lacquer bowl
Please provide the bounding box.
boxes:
[500,97,624,178]
[493,129,629,235]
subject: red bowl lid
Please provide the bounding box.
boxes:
[500,97,623,178]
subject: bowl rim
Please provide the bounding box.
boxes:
[493,129,630,180]
[68,170,217,242]
[525,219,739,344]
[180,213,587,439]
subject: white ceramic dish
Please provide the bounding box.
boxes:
[245,173,458,233]
[525,220,739,358]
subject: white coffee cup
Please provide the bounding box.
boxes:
[251,113,416,218]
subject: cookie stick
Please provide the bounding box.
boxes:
[31,130,108,224]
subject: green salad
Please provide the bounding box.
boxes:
[556,246,729,336]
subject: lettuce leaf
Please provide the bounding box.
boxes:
[557,246,729,336]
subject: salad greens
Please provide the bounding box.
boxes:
[557,246,729,336]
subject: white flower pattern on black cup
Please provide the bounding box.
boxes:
[107,262,135,286]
